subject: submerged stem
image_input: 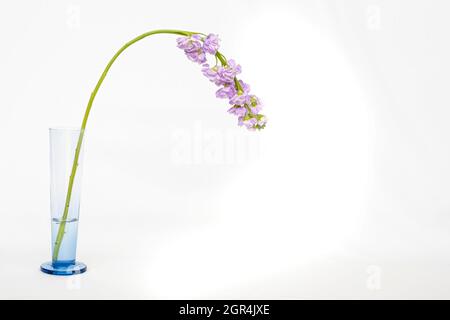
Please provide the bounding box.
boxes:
[52,29,201,261]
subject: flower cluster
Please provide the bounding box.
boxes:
[177,34,267,130]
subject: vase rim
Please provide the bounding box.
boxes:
[49,127,82,132]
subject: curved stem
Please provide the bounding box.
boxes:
[52,29,201,261]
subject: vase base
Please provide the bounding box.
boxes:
[40,261,87,276]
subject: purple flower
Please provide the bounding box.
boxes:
[250,104,262,114]
[177,35,206,64]
[217,59,241,84]
[202,60,242,86]
[228,105,248,117]
[229,81,251,105]
[239,117,258,130]
[177,35,200,51]
[216,85,236,99]
[257,115,267,127]
[176,34,267,131]
[176,37,191,50]
[249,96,263,114]
[202,64,225,86]
[185,48,206,64]
[203,34,220,54]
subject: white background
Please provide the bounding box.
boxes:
[1,0,450,299]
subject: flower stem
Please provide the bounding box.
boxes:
[52,29,202,262]
[215,52,228,66]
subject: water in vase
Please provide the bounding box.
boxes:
[51,218,79,266]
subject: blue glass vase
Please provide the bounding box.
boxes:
[41,128,87,276]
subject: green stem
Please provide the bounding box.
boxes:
[215,51,228,66]
[52,29,206,261]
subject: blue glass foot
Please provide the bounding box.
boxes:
[40,261,87,276]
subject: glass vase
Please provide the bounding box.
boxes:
[40,128,87,275]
